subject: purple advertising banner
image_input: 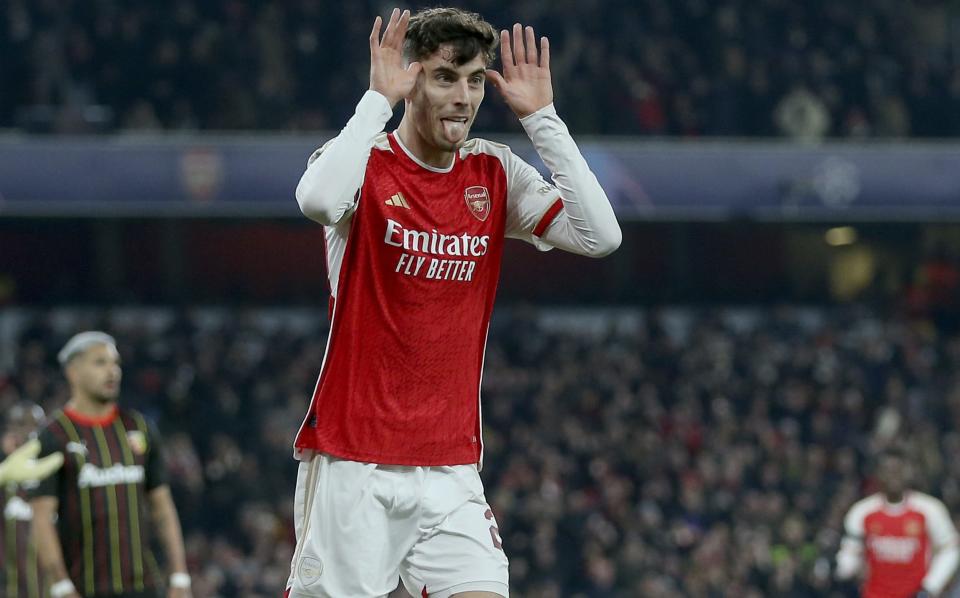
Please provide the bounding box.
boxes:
[1,136,958,220]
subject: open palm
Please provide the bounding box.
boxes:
[369,9,423,107]
[487,23,555,118]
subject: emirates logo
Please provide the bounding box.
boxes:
[464,186,491,221]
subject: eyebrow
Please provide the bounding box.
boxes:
[433,66,486,78]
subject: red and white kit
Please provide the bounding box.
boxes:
[837,491,960,598]
[285,90,619,598]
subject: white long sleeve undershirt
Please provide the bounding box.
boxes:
[295,91,621,258]
[518,103,621,257]
[925,541,960,595]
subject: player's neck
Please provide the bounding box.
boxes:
[66,394,117,419]
[884,491,907,505]
[396,118,455,170]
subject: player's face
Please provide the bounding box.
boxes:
[406,45,486,151]
[1,431,22,454]
[878,455,909,498]
[69,343,122,403]
[2,413,41,453]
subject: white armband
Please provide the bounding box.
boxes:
[170,572,192,588]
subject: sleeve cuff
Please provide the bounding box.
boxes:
[519,102,568,141]
[356,90,395,127]
[519,102,558,124]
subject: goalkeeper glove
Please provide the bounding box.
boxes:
[0,439,64,483]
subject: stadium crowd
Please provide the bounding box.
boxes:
[2,305,959,597]
[2,0,958,138]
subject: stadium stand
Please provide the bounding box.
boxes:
[2,0,958,137]
[2,305,955,596]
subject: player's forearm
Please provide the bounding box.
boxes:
[150,487,189,575]
[835,538,863,580]
[924,543,960,595]
[296,90,394,225]
[520,104,621,257]
[31,499,72,583]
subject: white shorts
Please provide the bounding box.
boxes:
[286,453,509,598]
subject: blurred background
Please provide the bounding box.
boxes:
[3,1,960,596]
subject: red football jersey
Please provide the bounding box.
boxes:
[294,132,562,466]
[844,492,958,598]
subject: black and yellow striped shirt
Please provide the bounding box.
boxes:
[30,407,167,597]
[1,477,47,597]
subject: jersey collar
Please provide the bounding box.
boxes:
[65,405,119,427]
[882,491,911,513]
[388,132,458,174]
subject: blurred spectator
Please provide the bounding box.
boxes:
[3,0,960,137]
[3,305,960,596]
[775,86,830,142]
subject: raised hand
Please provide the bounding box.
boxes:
[486,23,554,118]
[369,8,423,107]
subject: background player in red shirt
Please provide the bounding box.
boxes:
[837,450,960,597]
[286,6,621,598]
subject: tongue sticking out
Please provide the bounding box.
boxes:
[442,119,466,143]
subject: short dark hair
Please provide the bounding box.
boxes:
[404,8,499,67]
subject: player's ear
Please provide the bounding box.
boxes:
[63,360,79,385]
[404,65,425,101]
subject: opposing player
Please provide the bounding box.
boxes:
[288,7,620,598]
[29,332,192,598]
[836,449,960,597]
[2,402,54,597]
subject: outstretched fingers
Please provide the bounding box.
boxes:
[383,8,411,50]
[500,29,514,72]
[501,24,549,71]
[512,23,525,64]
[370,16,382,52]
[525,26,537,65]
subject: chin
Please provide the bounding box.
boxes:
[433,137,463,152]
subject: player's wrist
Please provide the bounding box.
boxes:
[368,87,401,108]
[50,578,77,598]
[170,572,192,588]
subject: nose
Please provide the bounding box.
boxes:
[451,79,469,106]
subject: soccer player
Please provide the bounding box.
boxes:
[288,7,621,598]
[2,402,54,597]
[29,332,192,598]
[836,449,960,597]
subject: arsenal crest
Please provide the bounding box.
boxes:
[464,186,491,221]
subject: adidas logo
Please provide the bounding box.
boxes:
[385,192,411,209]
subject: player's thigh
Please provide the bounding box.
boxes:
[289,455,414,598]
[399,468,508,598]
